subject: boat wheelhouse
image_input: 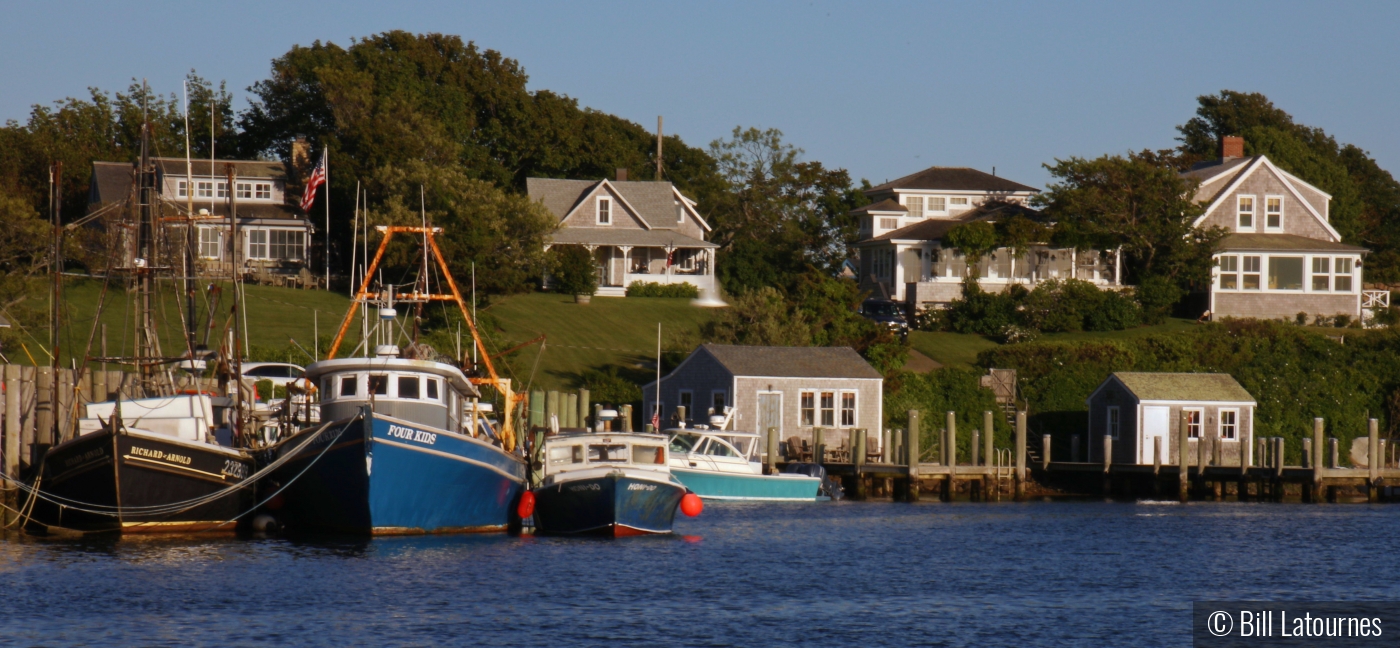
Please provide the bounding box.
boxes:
[315,357,485,437]
[532,432,690,536]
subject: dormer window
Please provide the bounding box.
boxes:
[256,183,272,200]
[1237,195,1255,230]
[177,180,188,198]
[906,196,924,217]
[1265,196,1283,231]
[237,183,254,199]
[597,197,611,225]
[928,196,946,213]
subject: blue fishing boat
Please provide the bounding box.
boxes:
[666,428,822,501]
[530,432,696,536]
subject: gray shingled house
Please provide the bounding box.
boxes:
[527,173,718,296]
[1086,372,1256,466]
[642,344,884,455]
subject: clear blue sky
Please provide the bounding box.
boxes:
[4,1,1397,189]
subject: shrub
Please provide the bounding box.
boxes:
[1086,289,1141,331]
[549,244,597,296]
[912,306,944,332]
[1334,313,1351,328]
[626,281,699,298]
[579,365,643,405]
[1136,275,1183,324]
[1313,314,1332,327]
[1295,312,1309,326]
[944,279,1018,335]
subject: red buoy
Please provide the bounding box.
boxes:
[517,491,536,519]
[680,492,703,517]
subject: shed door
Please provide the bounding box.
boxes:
[1142,406,1170,464]
[757,392,782,462]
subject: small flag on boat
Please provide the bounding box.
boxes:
[651,407,660,430]
[300,149,327,213]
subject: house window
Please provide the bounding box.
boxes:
[800,391,815,426]
[711,390,727,416]
[1219,409,1238,440]
[879,218,899,230]
[928,196,946,213]
[1106,406,1119,440]
[1237,195,1255,230]
[597,197,611,225]
[255,183,272,200]
[197,181,214,198]
[906,196,924,218]
[678,390,693,421]
[676,200,685,223]
[177,180,188,198]
[950,197,969,206]
[217,182,228,198]
[1218,255,1239,289]
[236,183,254,199]
[1312,257,1331,291]
[1184,409,1203,439]
[1265,196,1283,230]
[1335,258,1353,292]
[819,392,835,427]
[1268,256,1304,290]
[1242,256,1261,290]
[198,227,221,259]
[269,229,305,260]
[248,230,268,259]
[840,392,856,427]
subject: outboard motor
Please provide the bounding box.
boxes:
[782,462,844,500]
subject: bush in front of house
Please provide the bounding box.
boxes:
[579,365,643,406]
[626,281,699,298]
[942,278,1141,336]
[1134,275,1183,325]
[549,244,597,297]
[943,279,1020,335]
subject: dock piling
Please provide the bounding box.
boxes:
[852,428,867,500]
[1369,418,1380,502]
[814,427,825,465]
[944,412,957,501]
[1042,434,1051,470]
[578,389,590,430]
[565,393,577,428]
[1178,412,1189,502]
[1153,436,1162,496]
[1013,411,1026,500]
[983,418,994,498]
[766,426,778,476]
[1103,435,1113,497]
[545,391,560,428]
[1071,435,1080,463]
[529,390,545,428]
[621,404,632,432]
[904,412,920,502]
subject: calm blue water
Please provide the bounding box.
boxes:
[2,501,1397,647]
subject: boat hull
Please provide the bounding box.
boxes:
[33,429,253,534]
[670,467,822,501]
[267,409,526,535]
[532,472,685,536]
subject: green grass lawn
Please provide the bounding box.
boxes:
[908,318,1201,369]
[480,292,721,392]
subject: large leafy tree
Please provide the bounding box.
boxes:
[1178,90,1400,281]
[1035,150,1223,288]
[706,127,865,294]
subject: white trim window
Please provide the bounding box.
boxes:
[949,196,969,208]
[236,182,254,199]
[1106,406,1119,440]
[217,181,228,199]
[255,183,272,200]
[597,197,612,225]
[1218,255,1239,290]
[1242,255,1262,290]
[905,196,924,218]
[678,390,693,421]
[1184,408,1203,439]
[878,218,899,231]
[928,196,946,213]
[1265,195,1283,231]
[198,226,222,259]
[1315,257,1356,293]
[1219,409,1239,441]
[1267,256,1304,291]
[1237,195,1256,231]
[1334,258,1354,292]
[819,391,836,427]
[800,391,816,426]
[197,181,214,198]
[248,229,268,259]
[839,391,856,427]
[269,229,305,260]
[710,390,727,416]
[177,180,188,198]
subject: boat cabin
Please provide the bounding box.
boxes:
[667,429,764,476]
[541,433,670,480]
[309,357,481,436]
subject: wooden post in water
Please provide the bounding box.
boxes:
[982,410,994,463]
[3,365,19,523]
[766,426,778,476]
[983,421,994,498]
[1302,436,1314,503]
[58,368,73,442]
[904,412,920,502]
[1042,434,1051,470]
[1103,435,1113,497]
[944,412,957,501]
[621,404,633,432]
[35,367,53,449]
[969,428,981,500]
[1013,411,1026,500]
[1178,412,1190,502]
[852,428,867,500]
[813,427,825,465]
[1273,437,1285,502]
[1153,436,1162,497]
[545,390,560,428]
[1330,437,1339,469]
[1369,418,1380,502]
[1071,435,1080,463]
[578,388,590,430]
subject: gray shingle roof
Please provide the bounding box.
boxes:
[700,344,883,379]
[527,178,692,230]
[1182,156,1255,204]
[850,198,907,215]
[88,161,303,221]
[1111,372,1255,403]
[1216,233,1366,254]
[867,166,1039,194]
[550,227,716,248]
[859,201,1043,244]
[152,157,287,180]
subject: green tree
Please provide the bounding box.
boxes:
[943,221,997,269]
[548,244,598,297]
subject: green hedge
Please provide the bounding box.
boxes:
[626,281,699,298]
[883,368,1012,460]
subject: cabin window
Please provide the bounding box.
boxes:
[905,196,924,217]
[1312,257,1331,291]
[703,440,737,458]
[198,227,221,259]
[397,376,420,399]
[878,218,899,230]
[677,390,693,421]
[321,378,333,396]
[1242,256,1261,290]
[197,181,214,198]
[255,183,272,200]
[633,445,666,464]
[800,391,815,426]
[1237,195,1255,230]
[369,375,388,395]
[548,445,576,465]
[670,434,701,453]
[339,375,358,396]
[1184,409,1203,439]
[1268,256,1304,290]
[237,183,254,199]
[1106,406,1120,440]
[950,197,969,206]
[426,379,439,400]
[1265,195,1283,230]
[269,230,305,260]
[1219,409,1239,440]
[840,391,857,427]
[588,444,629,463]
[819,392,835,427]
[177,180,188,197]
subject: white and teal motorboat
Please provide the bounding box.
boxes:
[665,425,822,501]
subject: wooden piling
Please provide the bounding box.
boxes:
[1153,436,1162,496]
[593,404,603,432]
[852,428,867,500]
[982,410,993,461]
[565,393,579,428]
[970,428,981,500]
[1330,437,1339,469]
[1369,418,1380,502]
[529,390,545,428]
[813,427,825,465]
[621,404,632,432]
[92,369,107,404]
[35,367,53,448]
[904,412,920,502]
[1178,411,1189,502]
[4,366,19,517]
[1103,435,1113,497]
[1042,434,1051,470]
[545,390,560,428]
[578,388,590,430]
[766,426,778,476]
[58,368,73,442]
[945,411,956,467]
[1013,411,1026,500]
[982,422,993,498]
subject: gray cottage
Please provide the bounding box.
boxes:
[642,344,884,454]
[1086,372,1256,466]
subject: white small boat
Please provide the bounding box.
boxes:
[665,422,822,502]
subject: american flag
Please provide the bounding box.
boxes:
[651,406,661,430]
[299,149,327,213]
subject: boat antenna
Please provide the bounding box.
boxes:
[655,321,661,431]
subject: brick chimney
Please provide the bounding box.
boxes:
[1219,135,1245,160]
[616,168,628,182]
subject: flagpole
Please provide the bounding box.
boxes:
[324,149,330,291]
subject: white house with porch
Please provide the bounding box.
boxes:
[528,174,717,297]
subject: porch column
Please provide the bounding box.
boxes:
[619,246,632,287]
[665,244,674,284]
[1115,246,1122,285]
[893,244,904,300]
[1070,248,1077,280]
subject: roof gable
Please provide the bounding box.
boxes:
[1189,156,1341,242]
[867,166,1039,195]
[527,177,703,232]
[1102,372,1255,404]
[666,344,883,380]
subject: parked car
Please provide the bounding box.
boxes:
[241,362,306,389]
[858,298,909,339]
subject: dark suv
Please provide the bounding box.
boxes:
[859,298,909,339]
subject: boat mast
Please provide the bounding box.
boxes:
[182,82,198,359]
[136,84,163,395]
[49,160,62,445]
[227,163,243,444]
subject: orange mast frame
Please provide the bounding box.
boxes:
[327,225,518,451]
